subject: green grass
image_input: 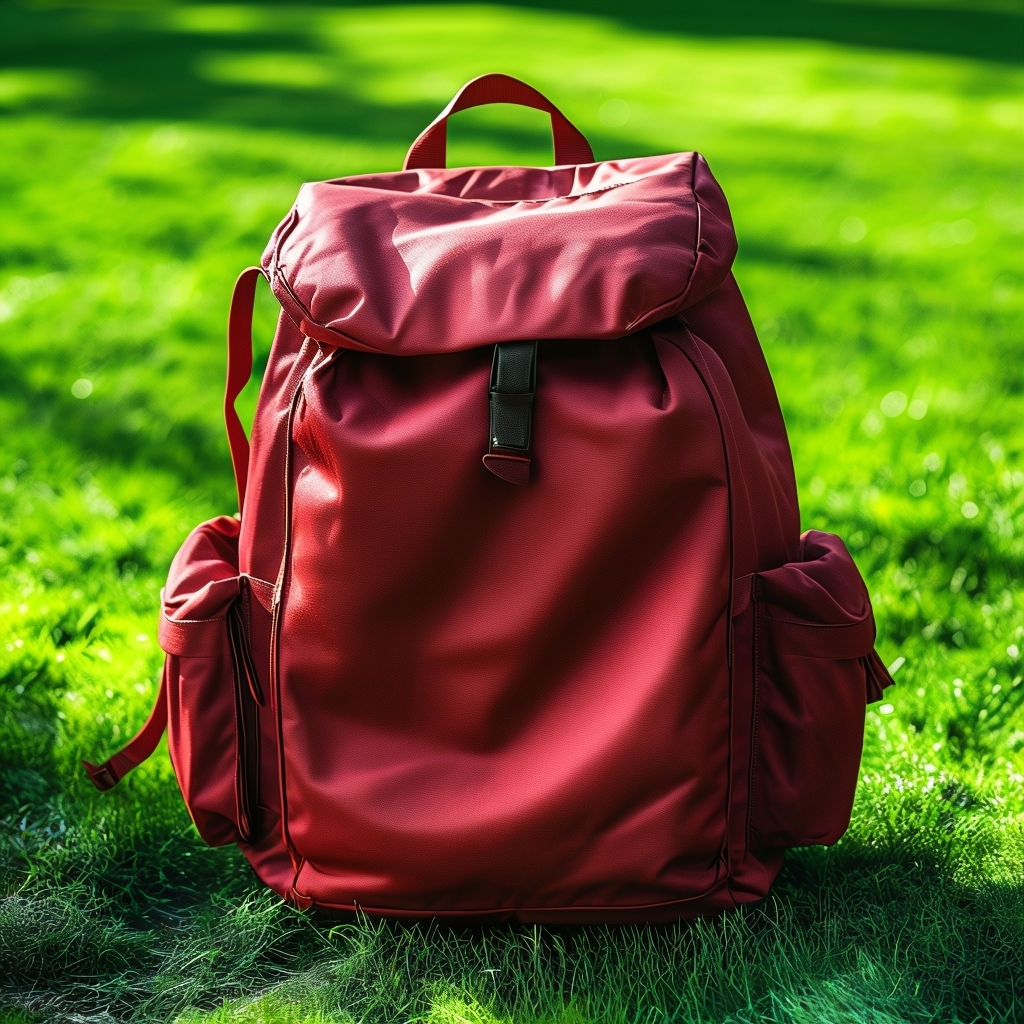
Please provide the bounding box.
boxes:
[2,1,1022,1021]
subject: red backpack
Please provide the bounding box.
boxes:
[86,75,893,921]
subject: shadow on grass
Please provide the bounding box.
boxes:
[0,655,61,815]
[0,3,428,143]
[1,1,1020,142]
[777,840,1024,1021]
[4,830,1020,1022]
[0,350,232,499]
[362,0,1024,65]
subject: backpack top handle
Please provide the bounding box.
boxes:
[403,73,595,170]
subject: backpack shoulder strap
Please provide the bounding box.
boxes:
[225,267,267,514]
[84,267,264,791]
[81,673,168,790]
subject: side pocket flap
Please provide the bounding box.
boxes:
[756,529,876,660]
[159,585,239,657]
[159,516,243,657]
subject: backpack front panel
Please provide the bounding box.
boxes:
[272,332,735,916]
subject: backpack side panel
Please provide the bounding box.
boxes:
[668,324,797,904]
[673,310,887,891]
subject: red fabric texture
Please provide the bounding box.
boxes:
[88,76,894,920]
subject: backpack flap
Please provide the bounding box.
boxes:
[261,153,738,356]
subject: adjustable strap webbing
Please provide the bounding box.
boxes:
[225,267,266,514]
[84,268,265,792]
[82,673,168,791]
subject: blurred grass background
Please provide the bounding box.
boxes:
[1,1,1023,1021]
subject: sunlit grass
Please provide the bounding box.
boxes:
[1,0,1022,1021]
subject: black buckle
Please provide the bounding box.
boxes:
[483,341,537,485]
[82,759,121,791]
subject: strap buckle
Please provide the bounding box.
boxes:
[483,341,538,485]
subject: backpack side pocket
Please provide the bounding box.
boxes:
[749,530,888,849]
[159,516,263,846]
